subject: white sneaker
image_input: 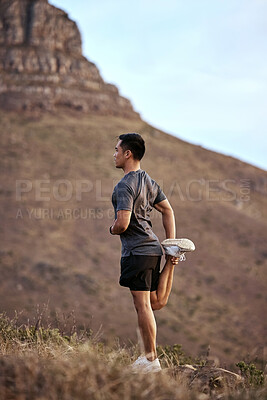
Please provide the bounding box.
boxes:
[132,356,147,366]
[132,356,161,373]
[161,238,195,261]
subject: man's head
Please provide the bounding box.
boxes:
[114,133,145,169]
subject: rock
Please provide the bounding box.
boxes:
[170,365,244,398]
[0,0,140,118]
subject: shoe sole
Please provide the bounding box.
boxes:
[161,238,195,252]
[132,365,162,374]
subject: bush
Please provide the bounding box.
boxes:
[0,313,67,344]
[157,343,205,367]
[236,361,265,386]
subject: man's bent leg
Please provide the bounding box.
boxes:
[150,256,177,310]
[131,290,157,361]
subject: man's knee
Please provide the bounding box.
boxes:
[131,291,151,311]
[151,299,167,310]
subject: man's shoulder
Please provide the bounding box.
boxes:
[116,170,159,192]
[118,174,135,187]
[120,170,145,185]
[115,174,136,195]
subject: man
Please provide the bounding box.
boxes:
[110,133,194,373]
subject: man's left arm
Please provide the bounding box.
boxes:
[154,199,178,265]
[154,199,176,239]
[110,210,131,235]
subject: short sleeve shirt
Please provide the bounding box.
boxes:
[112,169,166,256]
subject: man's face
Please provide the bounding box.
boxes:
[113,140,126,168]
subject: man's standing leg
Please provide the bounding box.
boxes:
[131,290,157,361]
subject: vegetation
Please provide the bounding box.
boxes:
[0,313,266,400]
[157,343,206,367]
[236,361,265,387]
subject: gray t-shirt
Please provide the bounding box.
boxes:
[112,169,166,256]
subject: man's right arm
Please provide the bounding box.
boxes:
[154,199,176,239]
[110,210,131,235]
[110,181,133,235]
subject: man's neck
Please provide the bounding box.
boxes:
[123,161,141,175]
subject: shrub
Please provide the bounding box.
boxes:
[236,361,265,386]
[157,343,205,367]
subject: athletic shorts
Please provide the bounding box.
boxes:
[119,253,161,291]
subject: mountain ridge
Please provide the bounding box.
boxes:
[0,0,139,118]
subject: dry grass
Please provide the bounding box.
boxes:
[0,314,266,400]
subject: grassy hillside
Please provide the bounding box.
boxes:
[0,110,266,368]
[0,313,266,400]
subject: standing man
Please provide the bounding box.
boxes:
[110,133,192,373]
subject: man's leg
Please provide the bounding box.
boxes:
[131,290,157,361]
[150,255,178,310]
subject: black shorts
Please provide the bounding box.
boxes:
[120,253,161,291]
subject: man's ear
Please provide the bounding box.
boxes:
[125,150,131,159]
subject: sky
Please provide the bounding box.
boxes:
[51,0,267,171]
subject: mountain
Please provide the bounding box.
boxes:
[0,0,139,118]
[0,1,266,368]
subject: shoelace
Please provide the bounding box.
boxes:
[179,252,186,261]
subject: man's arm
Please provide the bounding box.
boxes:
[110,210,131,235]
[154,199,176,239]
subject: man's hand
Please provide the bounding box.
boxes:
[166,255,179,265]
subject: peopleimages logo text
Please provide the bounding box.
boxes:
[15,178,252,203]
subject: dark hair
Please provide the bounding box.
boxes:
[119,133,145,161]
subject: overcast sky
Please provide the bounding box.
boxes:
[51,0,267,171]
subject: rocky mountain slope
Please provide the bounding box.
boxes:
[0,1,266,368]
[0,0,139,117]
